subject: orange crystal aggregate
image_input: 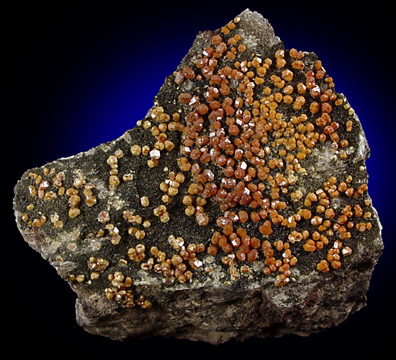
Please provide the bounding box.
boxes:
[19,13,375,304]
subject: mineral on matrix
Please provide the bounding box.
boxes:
[14,9,383,343]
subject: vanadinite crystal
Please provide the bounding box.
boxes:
[14,9,383,343]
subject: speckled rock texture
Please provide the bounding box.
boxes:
[13,9,383,344]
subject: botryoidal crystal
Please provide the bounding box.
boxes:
[14,9,383,343]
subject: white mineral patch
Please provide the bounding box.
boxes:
[54,260,78,279]
[58,227,81,244]
[88,238,107,251]
[135,270,163,286]
[122,131,132,144]
[310,142,344,174]
[95,179,111,200]
[239,29,258,48]
[108,195,125,210]
[356,132,369,161]
[270,292,294,308]
[183,79,194,91]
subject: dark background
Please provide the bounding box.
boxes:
[5,1,394,356]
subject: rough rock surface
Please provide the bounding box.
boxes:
[14,9,383,344]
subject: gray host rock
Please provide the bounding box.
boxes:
[14,9,383,344]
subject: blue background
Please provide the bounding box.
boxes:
[6,1,394,356]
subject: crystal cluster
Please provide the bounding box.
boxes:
[14,9,382,343]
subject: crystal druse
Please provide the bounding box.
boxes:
[14,9,383,343]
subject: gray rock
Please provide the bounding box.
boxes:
[13,9,383,344]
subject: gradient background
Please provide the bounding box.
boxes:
[6,1,394,356]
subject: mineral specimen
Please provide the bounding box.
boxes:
[13,9,383,343]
